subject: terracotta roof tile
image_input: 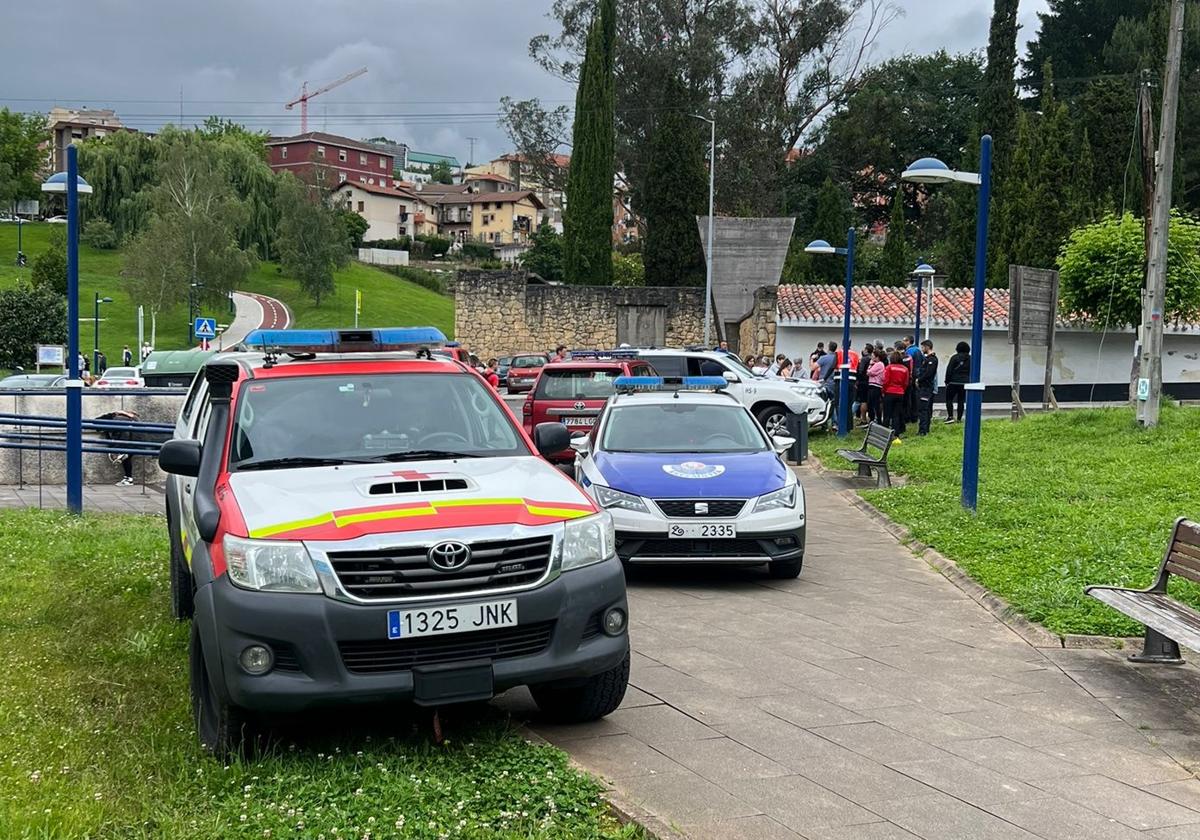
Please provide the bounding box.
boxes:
[777,284,1014,328]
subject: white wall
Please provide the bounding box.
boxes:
[358,247,409,266]
[776,322,1200,398]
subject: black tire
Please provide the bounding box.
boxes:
[530,649,630,723]
[768,557,803,579]
[754,405,791,438]
[190,621,255,758]
[167,501,194,621]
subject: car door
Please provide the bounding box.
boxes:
[691,356,749,405]
[178,392,213,563]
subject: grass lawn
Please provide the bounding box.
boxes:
[0,510,638,840]
[808,406,1200,637]
[0,223,454,373]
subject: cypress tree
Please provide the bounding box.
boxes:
[807,177,853,284]
[879,190,909,286]
[642,76,707,287]
[562,0,616,284]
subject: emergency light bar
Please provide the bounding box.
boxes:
[243,327,448,354]
[570,349,641,360]
[614,375,728,393]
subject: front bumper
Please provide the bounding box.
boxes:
[193,556,628,713]
[607,502,806,564]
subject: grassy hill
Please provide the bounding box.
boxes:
[0,222,454,368]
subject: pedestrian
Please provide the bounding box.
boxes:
[551,344,567,363]
[97,409,139,486]
[915,339,939,435]
[816,342,838,384]
[140,341,152,362]
[855,343,873,425]
[715,339,732,354]
[867,348,885,423]
[777,358,794,379]
[767,353,787,378]
[882,351,910,438]
[122,344,133,366]
[902,338,923,422]
[752,355,770,376]
[743,353,756,369]
[944,340,970,423]
[484,358,500,390]
[96,350,108,375]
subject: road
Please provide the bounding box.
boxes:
[219,292,292,348]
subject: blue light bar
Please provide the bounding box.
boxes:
[243,327,448,354]
[614,375,728,393]
[571,349,641,360]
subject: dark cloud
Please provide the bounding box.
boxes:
[1,1,1046,162]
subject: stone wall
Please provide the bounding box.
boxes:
[736,285,778,359]
[453,270,706,357]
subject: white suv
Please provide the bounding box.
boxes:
[634,350,831,436]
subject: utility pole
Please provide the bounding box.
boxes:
[1138,0,1185,428]
[466,137,478,168]
[1133,71,1155,403]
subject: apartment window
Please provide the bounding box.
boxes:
[368,178,375,185]
[359,176,366,183]
[338,149,347,162]
[379,158,387,169]
[339,172,347,182]
[359,153,367,165]
[281,146,288,159]
[317,145,325,157]
[357,201,364,212]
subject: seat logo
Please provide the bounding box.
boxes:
[427,541,472,572]
[573,401,586,411]
[694,502,709,514]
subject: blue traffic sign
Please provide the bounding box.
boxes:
[193,317,216,340]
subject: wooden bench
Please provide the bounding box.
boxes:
[1085,518,1200,664]
[836,422,896,488]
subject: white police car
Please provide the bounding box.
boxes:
[572,377,805,578]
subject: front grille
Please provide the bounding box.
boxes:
[338,621,555,673]
[581,610,604,640]
[655,499,745,518]
[368,478,468,496]
[326,535,554,599]
[272,644,302,672]
[621,538,769,559]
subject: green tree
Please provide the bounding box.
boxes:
[0,109,46,210]
[804,177,853,284]
[0,282,67,370]
[82,217,119,250]
[216,139,278,260]
[1022,0,1155,94]
[77,130,158,241]
[497,97,570,190]
[878,190,910,286]
[642,76,707,287]
[562,0,616,285]
[31,227,68,295]
[611,252,645,287]
[429,160,454,185]
[1058,212,1200,329]
[519,222,565,283]
[274,172,350,305]
[337,206,370,248]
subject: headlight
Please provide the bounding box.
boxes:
[594,485,649,513]
[753,484,797,513]
[223,535,321,593]
[561,512,615,572]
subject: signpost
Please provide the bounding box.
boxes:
[35,344,65,372]
[1008,265,1060,419]
[193,317,216,341]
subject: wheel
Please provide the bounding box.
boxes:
[190,621,255,757]
[768,557,803,579]
[167,501,194,621]
[530,649,630,723]
[754,405,791,438]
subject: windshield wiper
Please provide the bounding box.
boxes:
[368,449,484,462]
[234,456,376,471]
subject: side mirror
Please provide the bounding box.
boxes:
[532,422,571,457]
[722,370,740,384]
[569,434,591,456]
[159,439,202,477]
[770,435,795,455]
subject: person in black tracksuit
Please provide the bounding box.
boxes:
[944,341,970,423]
[915,339,939,435]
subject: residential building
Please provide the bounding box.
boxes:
[337,180,442,241]
[401,150,462,184]
[468,191,543,249]
[462,172,515,193]
[467,153,569,232]
[612,181,639,246]
[267,132,395,189]
[46,107,130,172]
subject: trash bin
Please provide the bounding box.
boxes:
[785,411,808,465]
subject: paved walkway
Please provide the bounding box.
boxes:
[220,291,292,348]
[0,483,164,515]
[511,466,1200,840]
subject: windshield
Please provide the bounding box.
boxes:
[228,372,528,470]
[719,355,759,379]
[104,368,138,378]
[534,368,621,400]
[511,355,546,368]
[602,403,768,453]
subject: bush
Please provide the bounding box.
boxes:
[82,217,119,250]
[0,282,67,369]
[339,209,370,249]
[380,265,446,294]
[612,252,645,287]
[362,236,411,251]
[31,228,68,294]
[415,234,452,257]
[478,258,506,269]
[460,241,494,262]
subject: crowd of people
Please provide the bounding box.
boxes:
[743,336,972,440]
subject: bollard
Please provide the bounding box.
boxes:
[786,411,808,464]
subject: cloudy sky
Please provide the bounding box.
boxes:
[1,0,1047,163]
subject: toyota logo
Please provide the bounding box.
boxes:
[427,541,472,572]
[573,401,586,411]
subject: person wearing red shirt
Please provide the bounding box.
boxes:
[484,358,501,390]
[881,351,910,437]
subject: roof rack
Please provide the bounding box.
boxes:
[613,375,728,394]
[570,349,641,360]
[242,327,448,355]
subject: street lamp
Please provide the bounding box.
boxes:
[187,282,204,345]
[16,217,26,266]
[902,138,993,511]
[41,155,93,514]
[805,229,856,438]
[691,113,716,347]
[909,261,935,344]
[93,294,112,373]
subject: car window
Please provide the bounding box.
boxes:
[227,373,528,469]
[602,403,767,453]
[180,371,206,424]
[193,396,214,444]
[643,355,684,376]
[534,368,620,400]
[511,355,546,368]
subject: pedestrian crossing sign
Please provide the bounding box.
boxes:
[193,317,216,340]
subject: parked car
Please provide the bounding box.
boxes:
[160,326,629,755]
[93,366,145,388]
[45,215,68,224]
[505,353,549,393]
[0,373,66,389]
[496,356,514,387]
[522,350,657,464]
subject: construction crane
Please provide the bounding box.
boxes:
[285,67,367,134]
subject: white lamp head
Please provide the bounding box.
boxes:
[901,157,981,186]
[912,262,935,277]
[41,172,94,194]
[804,239,836,255]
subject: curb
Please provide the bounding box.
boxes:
[521,726,689,840]
[802,453,1141,652]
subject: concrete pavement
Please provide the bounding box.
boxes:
[512,466,1200,839]
[0,482,164,515]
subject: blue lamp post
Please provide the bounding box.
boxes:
[805,228,856,438]
[41,152,93,514]
[902,138,993,511]
[910,261,935,344]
